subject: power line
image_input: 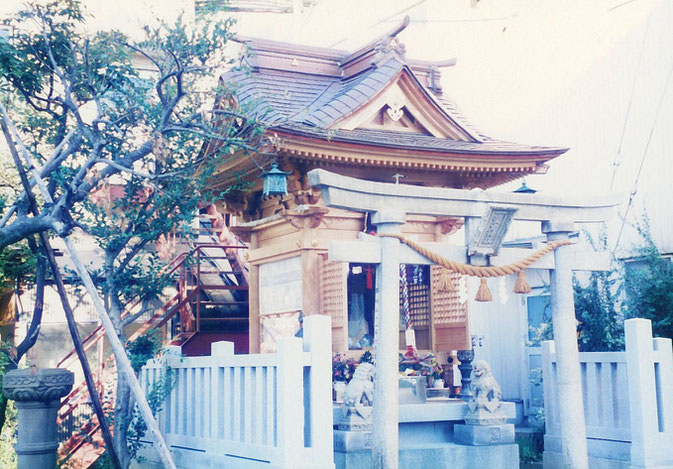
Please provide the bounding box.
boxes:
[328,0,426,48]
[609,12,651,191]
[608,0,638,13]
[612,56,673,254]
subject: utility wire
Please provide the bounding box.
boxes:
[609,12,652,191]
[328,0,426,48]
[612,56,673,255]
[608,0,637,13]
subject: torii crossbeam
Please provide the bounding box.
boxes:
[308,169,618,469]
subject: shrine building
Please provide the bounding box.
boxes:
[205,21,568,356]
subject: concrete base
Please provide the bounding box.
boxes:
[335,442,519,469]
[543,451,629,469]
[543,434,632,469]
[454,423,515,446]
[135,445,335,469]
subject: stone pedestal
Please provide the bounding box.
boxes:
[339,407,373,431]
[334,429,373,453]
[454,423,515,446]
[455,403,514,446]
[464,407,508,425]
[2,368,74,469]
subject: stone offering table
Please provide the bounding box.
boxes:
[2,368,74,469]
[333,399,519,469]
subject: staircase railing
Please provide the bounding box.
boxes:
[56,229,248,467]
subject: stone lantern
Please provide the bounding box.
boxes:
[3,368,74,469]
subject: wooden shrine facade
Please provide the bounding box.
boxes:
[207,18,568,354]
[231,206,469,353]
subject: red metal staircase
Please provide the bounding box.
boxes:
[56,219,248,467]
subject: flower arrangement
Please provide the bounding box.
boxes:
[399,352,443,381]
[332,353,358,382]
[332,351,375,383]
[430,357,443,380]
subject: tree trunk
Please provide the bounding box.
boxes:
[2,114,123,469]
[114,368,132,469]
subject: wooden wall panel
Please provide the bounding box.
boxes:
[319,255,348,352]
[430,266,470,351]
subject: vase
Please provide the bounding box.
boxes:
[334,380,347,402]
[433,378,445,389]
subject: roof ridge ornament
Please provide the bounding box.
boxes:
[371,15,410,67]
[385,88,405,122]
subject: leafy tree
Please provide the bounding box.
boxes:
[525,232,625,351]
[0,143,43,440]
[623,217,673,338]
[574,270,624,352]
[569,229,624,351]
[0,1,267,467]
[0,142,37,296]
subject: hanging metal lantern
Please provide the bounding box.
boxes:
[513,180,537,194]
[261,162,291,198]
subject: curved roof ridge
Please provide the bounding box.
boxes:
[303,56,406,128]
[435,95,489,142]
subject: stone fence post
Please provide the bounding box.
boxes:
[2,368,74,469]
[276,337,305,466]
[625,318,673,467]
[302,314,334,467]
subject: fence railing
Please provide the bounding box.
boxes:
[542,318,673,467]
[140,315,335,469]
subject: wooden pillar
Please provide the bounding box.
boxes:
[302,250,322,316]
[248,233,261,353]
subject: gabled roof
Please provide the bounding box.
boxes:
[226,40,483,141]
[214,17,568,187]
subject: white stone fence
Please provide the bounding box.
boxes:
[139,315,335,469]
[542,318,673,468]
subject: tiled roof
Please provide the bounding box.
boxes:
[219,35,566,157]
[302,58,405,128]
[226,69,335,124]
[223,57,408,128]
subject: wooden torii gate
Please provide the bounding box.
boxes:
[308,169,617,469]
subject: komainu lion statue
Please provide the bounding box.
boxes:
[338,362,375,430]
[343,362,374,408]
[468,359,502,414]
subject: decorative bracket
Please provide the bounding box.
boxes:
[282,206,329,230]
[436,217,464,235]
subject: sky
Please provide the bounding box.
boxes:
[2,0,671,253]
